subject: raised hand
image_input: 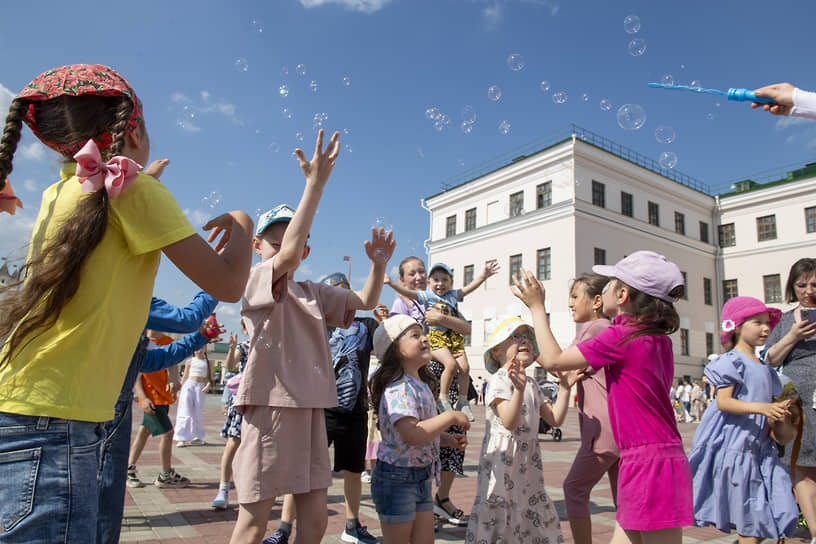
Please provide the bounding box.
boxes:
[481,260,500,279]
[295,129,340,188]
[507,357,527,392]
[374,303,389,323]
[143,158,170,180]
[364,227,395,264]
[203,213,239,252]
[511,268,546,311]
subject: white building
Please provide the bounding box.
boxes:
[423,125,816,380]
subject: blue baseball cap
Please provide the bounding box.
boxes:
[318,272,350,288]
[255,204,296,236]
[428,262,453,278]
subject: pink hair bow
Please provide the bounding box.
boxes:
[73,140,142,199]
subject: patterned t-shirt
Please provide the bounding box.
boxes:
[377,374,440,471]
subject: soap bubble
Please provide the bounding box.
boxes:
[373,217,393,232]
[488,85,502,101]
[706,112,715,121]
[290,151,298,160]
[202,190,223,209]
[250,18,264,33]
[281,66,289,75]
[600,99,612,111]
[581,93,589,102]
[279,84,289,98]
[691,80,702,88]
[458,159,465,167]
[282,107,293,120]
[310,80,318,93]
[440,114,451,125]
[540,81,551,92]
[655,125,676,144]
[256,331,274,350]
[269,142,280,153]
[623,14,641,34]
[617,104,647,130]
[660,74,674,85]
[343,76,351,87]
[234,58,249,72]
[507,53,525,71]
[344,144,353,153]
[659,151,678,169]
[498,120,511,135]
[628,38,647,57]
[461,121,474,134]
[181,105,196,122]
[433,120,444,132]
[552,92,568,104]
[715,102,721,108]
[343,128,351,135]
[295,131,304,142]
[461,105,476,124]
[296,64,307,76]
[575,176,584,188]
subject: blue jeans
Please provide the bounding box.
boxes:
[96,335,148,544]
[370,461,433,523]
[0,413,104,542]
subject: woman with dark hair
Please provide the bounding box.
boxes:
[765,258,816,542]
[390,256,472,527]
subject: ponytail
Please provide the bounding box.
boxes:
[0,98,27,188]
[0,95,135,368]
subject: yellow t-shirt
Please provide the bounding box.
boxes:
[0,164,196,422]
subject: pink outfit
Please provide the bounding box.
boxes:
[564,319,620,518]
[577,315,692,530]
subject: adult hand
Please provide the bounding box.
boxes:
[752,83,794,116]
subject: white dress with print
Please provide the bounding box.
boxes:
[466,369,563,544]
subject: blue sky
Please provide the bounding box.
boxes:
[1,0,815,337]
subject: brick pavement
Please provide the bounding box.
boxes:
[120,394,811,543]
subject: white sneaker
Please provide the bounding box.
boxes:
[360,471,372,483]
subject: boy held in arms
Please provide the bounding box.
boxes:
[229,130,396,544]
[386,260,499,420]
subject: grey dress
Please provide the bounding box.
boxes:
[766,310,816,467]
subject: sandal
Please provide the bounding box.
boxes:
[433,493,468,526]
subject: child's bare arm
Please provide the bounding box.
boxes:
[345,228,395,311]
[395,411,470,446]
[495,360,526,431]
[385,276,419,300]
[540,371,581,427]
[460,260,500,297]
[274,130,340,281]
[716,386,792,422]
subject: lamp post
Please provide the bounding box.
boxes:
[343,255,352,287]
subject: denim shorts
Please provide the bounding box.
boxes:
[370,460,433,523]
[0,412,104,543]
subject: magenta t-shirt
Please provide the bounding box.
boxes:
[576,315,681,450]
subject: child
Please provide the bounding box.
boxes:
[561,273,618,544]
[0,64,252,541]
[174,346,213,446]
[385,260,499,420]
[369,315,469,544]
[229,129,396,544]
[512,251,693,543]
[466,316,570,543]
[689,296,799,541]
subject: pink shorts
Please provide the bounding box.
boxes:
[365,441,380,461]
[616,442,693,530]
[563,447,620,517]
[232,406,331,504]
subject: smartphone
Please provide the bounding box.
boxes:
[802,308,816,324]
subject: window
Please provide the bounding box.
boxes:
[681,271,688,300]
[674,212,685,235]
[723,279,739,302]
[465,208,476,232]
[463,265,474,287]
[482,318,492,344]
[621,191,633,217]
[509,191,524,217]
[756,214,777,241]
[648,201,660,226]
[763,274,782,303]
[705,332,714,356]
[537,248,551,280]
[807,206,816,233]
[680,328,690,356]
[594,247,606,266]
[509,254,522,285]
[591,180,605,208]
[699,221,709,243]
[718,223,736,247]
[445,215,456,238]
[463,320,472,346]
[703,277,712,305]
[536,182,552,209]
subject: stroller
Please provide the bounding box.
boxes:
[537,381,563,441]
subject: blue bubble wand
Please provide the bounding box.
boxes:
[647,82,776,104]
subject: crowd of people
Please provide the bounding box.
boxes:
[0,63,815,544]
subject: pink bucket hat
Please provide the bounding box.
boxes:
[720,296,782,347]
[592,250,684,303]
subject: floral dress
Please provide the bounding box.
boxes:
[221,342,248,439]
[466,369,563,544]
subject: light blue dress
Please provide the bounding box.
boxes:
[689,350,798,538]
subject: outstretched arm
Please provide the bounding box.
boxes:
[384,275,419,301]
[146,291,218,333]
[394,411,470,446]
[540,371,582,427]
[345,228,396,312]
[461,260,500,297]
[716,385,791,423]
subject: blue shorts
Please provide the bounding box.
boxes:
[370,460,433,523]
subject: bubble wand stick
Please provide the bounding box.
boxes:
[647,82,776,104]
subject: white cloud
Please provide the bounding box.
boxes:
[298,0,392,14]
[774,116,812,130]
[18,141,47,161]
[218,304,239,316]
[182,208,211,227]
[23,179,38,193]
[0,83,15,120]
[171,90,240,130]
[483,2,502,27]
